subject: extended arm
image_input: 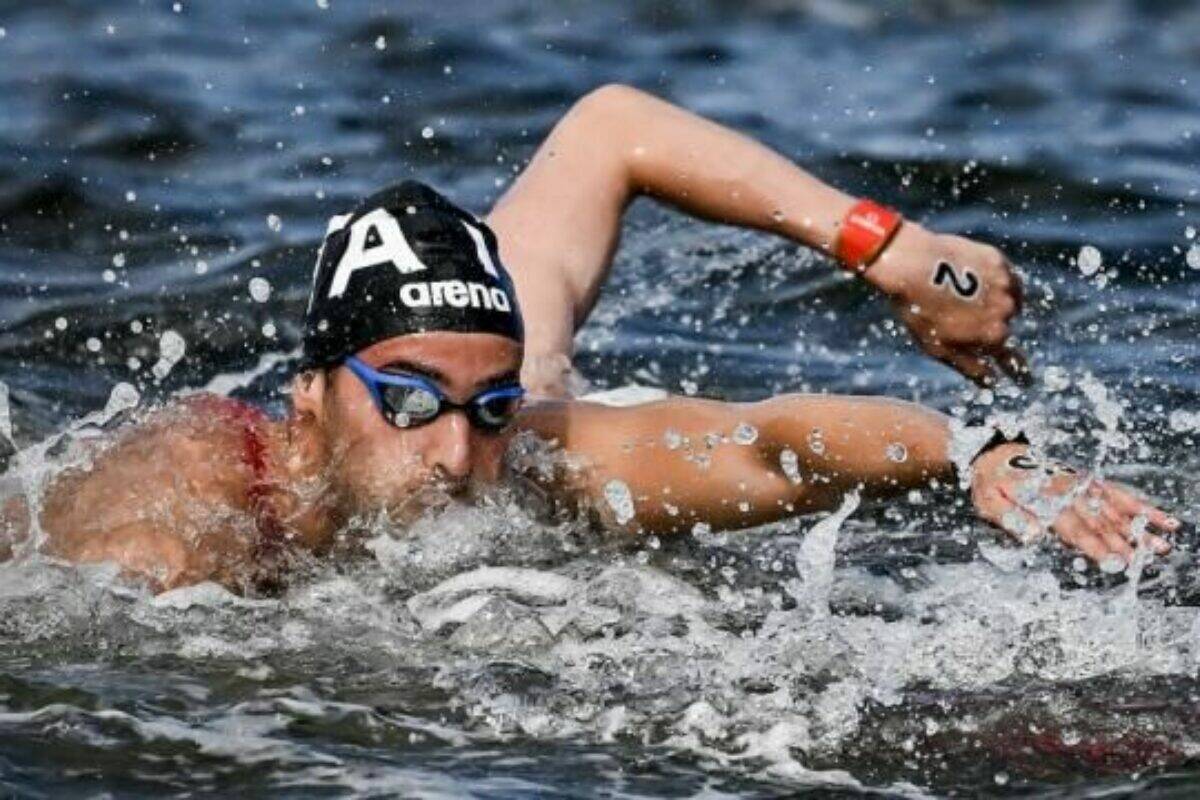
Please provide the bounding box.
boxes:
[517,394,1176,563]
[488,84,1025,395]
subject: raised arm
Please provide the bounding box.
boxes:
[488,84,1025,395]
[516,395,1176,565]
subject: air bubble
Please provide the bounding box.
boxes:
[1077,245,1102,276]
[375,35,386,50]
[421,126,435,140]
[1187,245,1200,270]
[266,213,282,232]
[886,443,908,463]
[112,252,126,268]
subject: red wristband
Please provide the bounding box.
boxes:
[835,199,902,272]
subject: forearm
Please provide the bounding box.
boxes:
[522,393,956,536]
[746,394,955,501]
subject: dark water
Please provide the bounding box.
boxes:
[1,0,1199,796]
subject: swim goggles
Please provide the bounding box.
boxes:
[344,356,524,432]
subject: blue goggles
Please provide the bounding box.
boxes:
[344,356,524,432]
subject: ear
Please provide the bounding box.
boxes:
[291,369,329,423]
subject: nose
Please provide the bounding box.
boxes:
[422,410,473,480]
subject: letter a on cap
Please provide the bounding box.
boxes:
[328,208,429,299]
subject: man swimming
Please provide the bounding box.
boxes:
[16,180,1176,593]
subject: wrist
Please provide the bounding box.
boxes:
[972,441,1027,478]
[834,199,904,274]
[857,222,928,295]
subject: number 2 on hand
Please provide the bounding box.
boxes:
[932,261,980,300]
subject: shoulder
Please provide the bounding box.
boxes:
[46,394,270,513]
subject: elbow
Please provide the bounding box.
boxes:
[571,83,646,121]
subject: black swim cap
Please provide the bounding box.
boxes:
[301,180,523,369]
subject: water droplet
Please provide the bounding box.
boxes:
[732,422,758,445]
[112,252,126,268]
[374,35,386,50]
[152,330,186,379]
[1169,409,1199,432]
[421,126,435,140]
[603,480,636,525]
[663,429,683,450]
[886,443,908,463]
[808,430,826,455]
[266,213,282,232]
[102,269,117,283]
[86,337,102,352]
[124,190,137,203]
[104,382,140,417]
[262,321,277,338]
[54,317,67,331]
[1187,244,1200,270]
[130,320,143,333]
[1077,245,1102,276]
[1186,225,1196,240]
[779,448,802,484]
[316,0,329,8]
[248,277,271,303]
[994,772,1009,786]
[1098,554,1126,574]
[172,2,182,11]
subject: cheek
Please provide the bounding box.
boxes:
[326,399,425,490]
[472,435,509,480]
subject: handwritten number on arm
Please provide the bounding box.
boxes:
[933,261,980,299]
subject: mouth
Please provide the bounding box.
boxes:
[385,478,472,523]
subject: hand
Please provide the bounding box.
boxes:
[970,443,1180,567]
[864,223,1027,386]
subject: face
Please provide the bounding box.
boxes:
[296,332,523,522]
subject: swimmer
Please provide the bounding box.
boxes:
[13,181,1177,593]
[490,84,1027,395]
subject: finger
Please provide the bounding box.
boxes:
[989,344,1031,387]
[944,349,998,386]
[1140,532,1173,555]
[1072,498,1135,561]
[988,491,1047,544]
[1101,483,1179,532]
[1055,509,1120,565]
[1007,268,1025,315]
